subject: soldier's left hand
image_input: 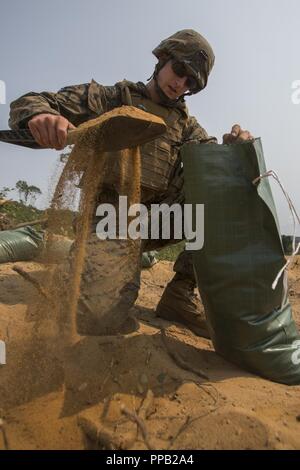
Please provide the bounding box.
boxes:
[222,124,254,144]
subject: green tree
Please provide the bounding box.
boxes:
[0,186,13,199]
[15,180,29,203]
[27,185,42,205]
[15,180,42,205]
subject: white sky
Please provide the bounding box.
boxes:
[0,0,299,234]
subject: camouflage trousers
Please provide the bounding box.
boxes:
[76,170,196,335]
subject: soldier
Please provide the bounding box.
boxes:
[9,29,254,337]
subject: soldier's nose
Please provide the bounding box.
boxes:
[175,77,187,89]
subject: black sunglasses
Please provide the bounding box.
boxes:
[171,60,198,91]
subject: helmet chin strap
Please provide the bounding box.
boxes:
[154,76,182,106]
[147,61,185,107]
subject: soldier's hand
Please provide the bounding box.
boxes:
[28,113,76,150]
[222,124,254,144]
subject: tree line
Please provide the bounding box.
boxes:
[0,181,42,206]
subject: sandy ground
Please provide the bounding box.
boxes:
[0,258,299,450]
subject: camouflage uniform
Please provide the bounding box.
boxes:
[9,30,217,336]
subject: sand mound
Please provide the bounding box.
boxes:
[0,259,299,450]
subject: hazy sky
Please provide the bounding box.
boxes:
[0,0,299,234]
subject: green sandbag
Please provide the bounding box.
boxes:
[0,226,44,263]
[141,251,158,268]
[182,138,300,385]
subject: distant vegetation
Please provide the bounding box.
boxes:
[15,180,42,205]
[0,180,42,206]
[0,200,43,228]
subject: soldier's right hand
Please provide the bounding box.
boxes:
[28,113,76,150]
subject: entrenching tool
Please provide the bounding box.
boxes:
[0,106,167,151]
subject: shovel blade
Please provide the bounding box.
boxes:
[0,106,167,151]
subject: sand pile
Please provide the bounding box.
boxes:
[1,259,299,450]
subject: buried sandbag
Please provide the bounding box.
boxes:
[182,138,300,385]
[0,226,44,263]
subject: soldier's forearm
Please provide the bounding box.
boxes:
[8,81,118,131]
[8,82,94,130]
[9,92,61,130]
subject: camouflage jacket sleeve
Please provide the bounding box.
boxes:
[183,115,217,144]
[9,79,122,130]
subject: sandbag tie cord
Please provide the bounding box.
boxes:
[253,170,300,292]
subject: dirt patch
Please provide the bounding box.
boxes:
[0,259,299,450]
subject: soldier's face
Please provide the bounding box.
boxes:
[157,60,190,99]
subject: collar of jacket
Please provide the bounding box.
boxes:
[115,79,189,119]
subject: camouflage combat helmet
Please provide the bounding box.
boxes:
[152,29,215,97]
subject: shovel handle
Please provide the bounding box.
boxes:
[0,129,76,149]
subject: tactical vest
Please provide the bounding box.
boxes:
[103,80,189,197]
